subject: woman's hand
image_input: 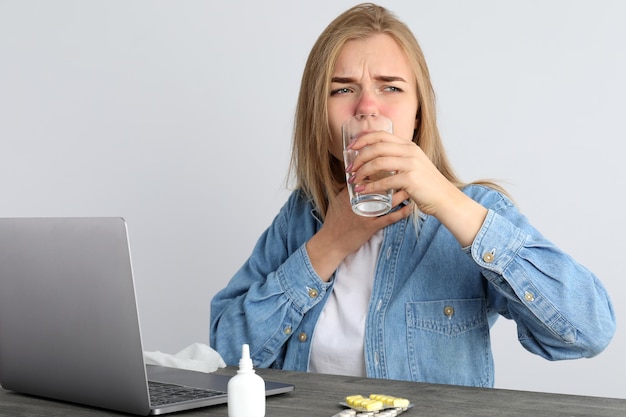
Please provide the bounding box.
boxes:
[348,131,488,247]
[306,186,411,282]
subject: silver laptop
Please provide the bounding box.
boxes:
[0,217,294,415]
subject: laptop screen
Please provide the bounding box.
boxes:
[0,217,293,415]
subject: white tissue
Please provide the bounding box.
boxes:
[144,342,227,373]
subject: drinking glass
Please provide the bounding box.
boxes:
[342,114,394,217]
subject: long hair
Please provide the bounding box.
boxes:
[289,3,504,219]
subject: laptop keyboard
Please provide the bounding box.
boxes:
[148,380,226,406]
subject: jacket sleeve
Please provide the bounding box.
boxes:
[470,193,615,360]
[209,193,331,367]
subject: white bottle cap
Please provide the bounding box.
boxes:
[239,343,253,372]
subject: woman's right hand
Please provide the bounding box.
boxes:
[305,187,411,282]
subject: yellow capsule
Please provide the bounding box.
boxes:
[345,394,364,406]
[369,394,390,404]
[391,397,410,407]
[369,394,410,408]
[361,399,383,411]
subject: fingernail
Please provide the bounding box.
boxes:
[354,184,365,192]
[345,163,353,173]
[348,174,355,184]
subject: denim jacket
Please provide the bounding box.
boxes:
[210,185,615,387]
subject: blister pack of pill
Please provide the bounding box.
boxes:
[332,393,413,417]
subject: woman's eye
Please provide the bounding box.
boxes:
[330,87,352,96]
[383,86,402,93]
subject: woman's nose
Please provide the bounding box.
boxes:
[354,88,379,116]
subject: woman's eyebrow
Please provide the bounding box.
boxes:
[376,75,407,83]
[330,76,355,84]
[330,75,407,83]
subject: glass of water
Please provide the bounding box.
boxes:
[342,114,394,217]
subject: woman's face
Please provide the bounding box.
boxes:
[327,33,419,160]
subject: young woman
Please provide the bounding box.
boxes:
[210,3,615,387]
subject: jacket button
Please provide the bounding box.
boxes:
[284,326,292,335]
[308,288,319,298]
[483,251,495,263]
[524,291,535,302]
[298,332,308,342]
[444,306,454,318]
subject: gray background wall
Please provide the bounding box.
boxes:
[1,0,624,399]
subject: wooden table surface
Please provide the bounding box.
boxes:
[1,366,624,416]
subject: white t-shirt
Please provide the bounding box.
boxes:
[308,230,384,376]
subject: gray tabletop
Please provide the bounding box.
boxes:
[1,367,624,416]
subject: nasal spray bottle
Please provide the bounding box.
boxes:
[227,344,266,417]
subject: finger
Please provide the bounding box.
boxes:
[350,130,401,151]
[391,190,410,207]
[349,141,416,175]
[375,199,413,224]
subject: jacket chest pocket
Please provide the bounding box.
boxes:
[405,298,492,387]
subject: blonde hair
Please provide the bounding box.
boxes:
[289,3,503,218]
